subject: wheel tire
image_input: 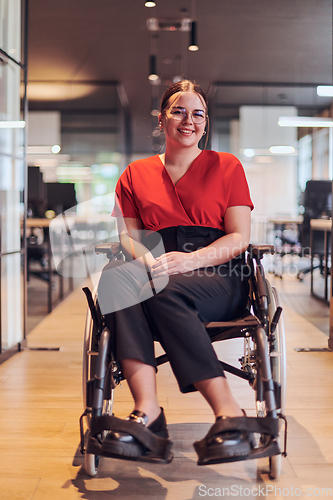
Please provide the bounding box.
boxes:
[266,280,286,480]
[266,280,286,415]
[82,299,115,476]
[269,450,281,480]
[85,450,99,477]
[83,306,95,410]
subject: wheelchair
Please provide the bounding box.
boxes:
[79,242,287,479]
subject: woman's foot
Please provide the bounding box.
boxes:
[193,414,252,465]
[131,404,161,426]
[105,407,169,445]
[101,407,173,463]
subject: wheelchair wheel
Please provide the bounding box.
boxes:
[85,449,100,477]
[266,279,286,480]
[82,302,114,476]
[83,305,95,411]
[254,280,286,479]
[267,281,286,416]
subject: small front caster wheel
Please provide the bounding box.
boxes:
[85,452,99,476]
[269,453,281,480]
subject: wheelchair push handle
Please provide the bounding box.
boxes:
[270,307,282,334]
[248,244,275,261]
[95,242,124,260]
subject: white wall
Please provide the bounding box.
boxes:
[232,106,298,218]
[312,128,330,179]
[244,157,297,216]
[27,111,61,147]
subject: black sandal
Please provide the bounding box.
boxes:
[100,407,173,463]
[193,415,252,465]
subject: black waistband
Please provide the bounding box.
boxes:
[142,226,245,268]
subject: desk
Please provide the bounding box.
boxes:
[26,218,73,312]
[26,218,51,228]
[310,218,331,305]
[269,216,303,225]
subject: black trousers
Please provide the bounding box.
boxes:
[98,257,249,393]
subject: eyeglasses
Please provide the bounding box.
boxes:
[167,107,207,124]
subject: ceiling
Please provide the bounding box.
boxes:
[27,0,333,155]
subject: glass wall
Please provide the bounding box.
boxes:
[209,82,332,243]
[0,0,26,353]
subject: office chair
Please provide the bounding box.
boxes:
[297,180,332,281]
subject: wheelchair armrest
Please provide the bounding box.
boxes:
[248,244,275,260]
[95,242,275,261]
[95,242,123,260]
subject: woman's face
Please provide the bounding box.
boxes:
[160,91,207,150]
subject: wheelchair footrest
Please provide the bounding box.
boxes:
[84,415,173,463]
[86,432,103,456]
[249,438,280,460]
[194,416,283,466]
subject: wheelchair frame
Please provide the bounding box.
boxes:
[79,243,287,479]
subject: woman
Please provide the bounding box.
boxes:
[97,79,254,465]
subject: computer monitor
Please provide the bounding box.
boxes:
[28,166,46,217]
[299,180,332,252]
[302,180,332,219]
[46,183,77,214]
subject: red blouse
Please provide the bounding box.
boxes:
[113,150,253,232]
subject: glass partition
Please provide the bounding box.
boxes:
[0,0,26,354]
[0,0,21,59]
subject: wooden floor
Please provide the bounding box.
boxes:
[1,269,333,499]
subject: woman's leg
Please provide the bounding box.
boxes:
[141,268,248,416]
[140,269,252,464]
[98,260,160,420]
[194,377,243,417]
[97,262,173,461]
[103,356,172,462]
[121,358,161,424]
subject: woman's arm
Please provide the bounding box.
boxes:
[194,205,251,267]
[151,206,251,276]
[117,216,157,269]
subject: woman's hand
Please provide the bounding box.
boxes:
[151,251,197,277]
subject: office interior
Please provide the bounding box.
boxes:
[1,0,333,497]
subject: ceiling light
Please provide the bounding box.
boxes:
[56,166,91,176]
[52,144,61,154]
[28,146,53,154]
[0,120,25,128]
[28,145,64,155]
[243,148,255,158]
[27,83,94,101]
[240,148,297,157]
[147,18,191,31]
[173,76,182,83]
[148,54,158,81]
[317,85,333,97]
[188,21,199,51]
[45,210,56,219]
[145,1,156,7]
[269,145,295,154]
[34,158,58,167]
[278,116,333,127]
